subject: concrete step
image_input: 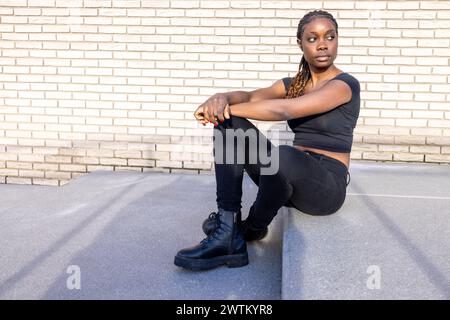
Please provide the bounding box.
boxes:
[0,171,282,299]
[281,161,450,300]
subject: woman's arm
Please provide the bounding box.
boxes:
[222,91,251,106]
[229,79,352,121]
[229,99,289,121]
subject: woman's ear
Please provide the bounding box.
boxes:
[297,38,302,51]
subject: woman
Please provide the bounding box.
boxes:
[174,10,360,271]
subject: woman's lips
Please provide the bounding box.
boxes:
[315,56,330,61]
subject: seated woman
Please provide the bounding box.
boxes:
[174,9,360,271]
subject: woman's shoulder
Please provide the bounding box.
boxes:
[281,76,294,93]
[332,72,360,93]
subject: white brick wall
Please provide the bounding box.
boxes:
[1,0,450,185]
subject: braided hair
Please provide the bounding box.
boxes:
[284,10,339,99]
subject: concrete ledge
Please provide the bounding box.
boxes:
[281,161,450,299]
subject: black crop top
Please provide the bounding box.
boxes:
[282,73,360,153]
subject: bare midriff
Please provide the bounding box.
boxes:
[293,145,350,170]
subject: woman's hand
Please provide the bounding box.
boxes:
[194,93,231,126]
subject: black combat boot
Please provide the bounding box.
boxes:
[174,208,248,271]
[202,205,268,242]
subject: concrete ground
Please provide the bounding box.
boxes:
[0,171,282,300]
[0,160,449,300]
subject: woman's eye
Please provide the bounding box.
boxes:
[308,36,334,42]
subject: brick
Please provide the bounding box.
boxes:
[397,102,428,110]
[156,160,182,168]
[415,93,446,102]
[416,75,447,84]
[364,118,395,126]
[351,144,378,152]
[425,155,450,163]
[429,120,450,129]
[99,158,127,166]
[427,137,450,146]
[394,153,424,162]
[417,57,448,66]
[171,152,202,161]
[72,157,99,165]
[142,134,171,144]
[379,127,410,136]
[142,167,170,173]
[384,75,414,83]
[365,101,397,109]
[362,152,393,161]
[114,134,141,142]
[410,146,441,154]
[370,29,402,38]
[402,29,434,38]
[33,163,59,171]
[395,136,426,145]
[412,111,444,119]
[45,155,72,164]
[379,144,409,153]
[396,119,427,127]
[128,127,156,135]
[114,150,141,158]
[183,161,211,170]
[19,154,45,162]
[128,159,156,167]
[382,92,413,101]
[45,171,72,180]
[59,164,87,172]
[6,177,31,185]
[85,133,114,141]
[381,110,411,118]
[399,66,431,75]
[38,179,61,186]
[363,135,395,144]
[33,147,59,155]
[0,152,17,160]
[7,161,32,170]
[19,170,45,178]
[0,168,19,176]
[142,150,170,160]
[366,83,398,93]
[411,128,443,136]
[431,85,450,93]
[86,149,113,158]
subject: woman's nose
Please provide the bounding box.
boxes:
[317,39,327,50]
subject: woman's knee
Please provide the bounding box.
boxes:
[214,115,255,131]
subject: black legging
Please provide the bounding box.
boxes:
[213,115,350,230]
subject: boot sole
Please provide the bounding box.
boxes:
[174,252,249,271]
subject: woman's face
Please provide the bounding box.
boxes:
[297,17,338,70]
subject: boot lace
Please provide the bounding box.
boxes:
[200,211,222,244]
